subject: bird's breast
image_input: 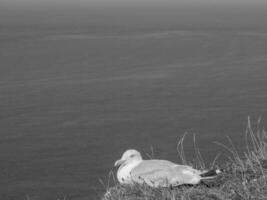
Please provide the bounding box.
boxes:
[117,160,142,184]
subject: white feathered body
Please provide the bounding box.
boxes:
[115,149,219,188]
[117,159,202,187]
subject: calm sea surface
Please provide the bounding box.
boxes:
[1,7,267,199]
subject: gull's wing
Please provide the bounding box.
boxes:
[131,160,202,187]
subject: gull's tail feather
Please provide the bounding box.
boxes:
[200,169,221,179]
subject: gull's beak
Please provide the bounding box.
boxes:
[114,159,124,167]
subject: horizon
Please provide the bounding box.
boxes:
[1,0,267,10]
[1,1,267,27]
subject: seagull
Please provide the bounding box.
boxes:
[114,149,220,187]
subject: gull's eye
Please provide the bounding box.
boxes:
[130,154,135,158]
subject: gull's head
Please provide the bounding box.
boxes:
[114,149,142,167]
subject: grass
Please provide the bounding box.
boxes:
[101,117,267,200]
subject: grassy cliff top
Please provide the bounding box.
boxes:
[102,120,267,200]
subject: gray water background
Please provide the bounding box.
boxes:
[1,4,267,200]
